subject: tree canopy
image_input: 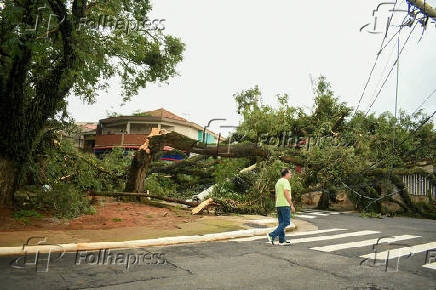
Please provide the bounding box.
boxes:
[0,0,185,205]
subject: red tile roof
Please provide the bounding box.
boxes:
[142,108,187,122]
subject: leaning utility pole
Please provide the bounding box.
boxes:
[407,0,436,21]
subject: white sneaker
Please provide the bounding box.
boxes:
[266,234,274,245]
[278,241,291,246]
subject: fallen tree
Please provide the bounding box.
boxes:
[125,129,304,193]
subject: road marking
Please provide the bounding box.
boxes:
[303,210,341,215]
[294,214,317,219]
[305,212,329,216]
[232,228,347,242]
[249,219,278,225]
[288,230,380,244]
[422,262,436,270]
[311,235,421,252]
[360,242,436,260]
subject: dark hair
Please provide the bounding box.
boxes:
[281,168,291,177]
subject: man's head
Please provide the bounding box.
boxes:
[281,168,292,180]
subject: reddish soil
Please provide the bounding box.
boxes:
[0,197,198,232]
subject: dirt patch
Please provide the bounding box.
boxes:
[0,198,252,247]
[0,198,197,231]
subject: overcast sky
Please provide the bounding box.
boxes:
[67,0,436,136]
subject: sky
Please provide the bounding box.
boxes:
[67,0,436,136]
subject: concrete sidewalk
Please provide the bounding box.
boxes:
[0,218,315,256]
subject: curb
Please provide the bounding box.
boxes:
[0,222,295,256]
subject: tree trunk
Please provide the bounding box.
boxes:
[125,150,153,193]
[0,157,18,207]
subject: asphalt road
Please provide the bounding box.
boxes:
[1,210,435,290]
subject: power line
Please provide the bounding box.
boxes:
[364,22,419,116]
[412,87,436,115]
[354,0,401,115]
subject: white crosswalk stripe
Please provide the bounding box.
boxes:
[302,210,341,215]
[294,210,344,219]
[304,212,330,216]
[311,235,421,252]
[294,214,317,219]
[422,262,436,270]
[288,230,380,244]
[360,242,436,260]
[231,228,347,242]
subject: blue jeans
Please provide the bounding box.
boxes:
[269,206,291,243]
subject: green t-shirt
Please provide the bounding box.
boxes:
[275,178,291,207]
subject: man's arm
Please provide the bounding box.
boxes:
[284,189,295,213]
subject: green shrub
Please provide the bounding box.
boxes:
[143,174,177,196]
[34,184,96,219]
[13,209,44,219]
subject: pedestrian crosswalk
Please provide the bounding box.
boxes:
[311,235,421,252]
[288,230,381,244]
[423,262,436,270]
[294,209,347,219]
[231,226,436,271]
[360,242,436,260]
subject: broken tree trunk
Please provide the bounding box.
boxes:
[192,198,214,215]
[125,128,163,193]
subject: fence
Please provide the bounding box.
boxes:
[402,174,436,200]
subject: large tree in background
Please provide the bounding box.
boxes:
[0,0,185,206]
[234,77,435,212]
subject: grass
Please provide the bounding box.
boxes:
[145,215,153,218]
[112,217,123,222]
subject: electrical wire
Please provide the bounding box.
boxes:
[354,0,400,115]
[412,87,436,115]
[364,22,419,117]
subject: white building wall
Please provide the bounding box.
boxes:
[172,124,199,140]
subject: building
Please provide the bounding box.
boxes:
[93,108,224,156]
[72,122,97,152]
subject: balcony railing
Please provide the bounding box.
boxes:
[95,134,148,147]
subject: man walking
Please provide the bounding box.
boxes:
[267,168,295,245]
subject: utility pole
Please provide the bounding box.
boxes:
[407,0,436,21]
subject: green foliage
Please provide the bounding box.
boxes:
[148,156,220,198]
[0,0,185,206]
[212,159,303,215]
[28,139,131,193]
[233,76,435,215]
[21,137,130,218]
[13,209,44,224]
[144,174,177,197]
[34,184,96,219]
[213,158,250,184]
